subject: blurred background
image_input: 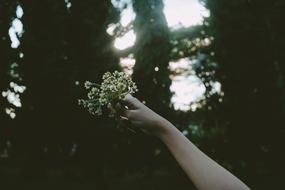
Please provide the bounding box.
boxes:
[0,0,285,189]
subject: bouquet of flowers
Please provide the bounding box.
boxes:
[78,71,138,117]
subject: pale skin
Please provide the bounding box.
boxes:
[116,94,250,190]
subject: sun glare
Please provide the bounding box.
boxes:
[169,58,206,111]
[111,0,208,51]
[164,0,209,28]
[114,30,136,50]
[111,0,211,111]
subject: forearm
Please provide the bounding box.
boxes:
[157,119,250,190]
[119,95,250,189]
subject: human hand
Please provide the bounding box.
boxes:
[116,94,170,136]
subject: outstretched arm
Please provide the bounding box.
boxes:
[117,94,250,190]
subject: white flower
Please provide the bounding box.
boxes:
[84,81,93,89]
[79,71,138,117]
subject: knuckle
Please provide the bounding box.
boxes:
[126,110,134,119]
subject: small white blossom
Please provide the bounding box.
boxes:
[79,71,138,117]
[84,81,93,89]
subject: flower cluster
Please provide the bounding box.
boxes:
[78,71,138,117]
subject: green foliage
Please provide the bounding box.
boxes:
[0,0,18,119]
[169,25,204,61]
[200,0,285,188]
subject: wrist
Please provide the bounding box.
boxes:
[154,117,176,139]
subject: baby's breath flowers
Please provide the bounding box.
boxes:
[78,71,138,117]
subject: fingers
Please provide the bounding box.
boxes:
[120,94,141,110]
[115,102,136,119]
[115,103,124,115]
